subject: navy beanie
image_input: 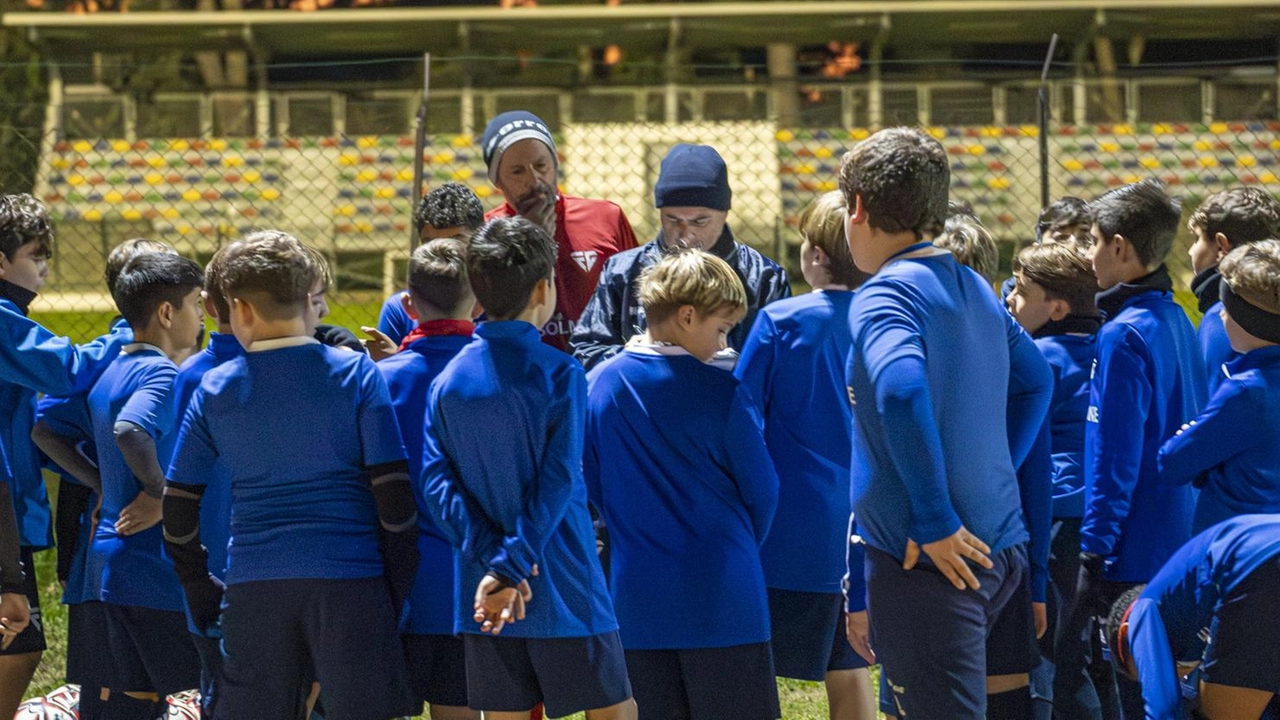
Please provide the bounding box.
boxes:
[481,111,557,184]
[654,144,731,211]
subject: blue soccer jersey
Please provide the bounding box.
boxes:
[171,331,242,584]
[89,345,184,611]
[734,289,852,595]
[587,347,778,649]
[377,291,415,348]
[1127,515,1280,720]
[421,320,617,638]
[36,393,102,606]
[378,329,472,636]
[845,247,1052,561]
[1158,345,1280,533]
[1083,288,1207,582]
[168,338,407,585]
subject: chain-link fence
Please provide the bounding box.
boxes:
[8,60,1278,341]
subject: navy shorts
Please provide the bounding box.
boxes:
[216,577,412,720]
[0,547,45,655]
[767,588,866,681]
[463,631,632,718]
[867,542,1036,720]
[403,633,469,709]
[624,642,780,720]
[1202,553,1280,693]
[103,603,202,697]
[65,600,113,688]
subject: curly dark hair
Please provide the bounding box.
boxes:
[0,193,53,261]
[415,182,485,238]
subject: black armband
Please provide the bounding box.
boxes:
[365,460,418,533]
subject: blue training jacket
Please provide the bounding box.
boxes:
[1158,345,1280,534]
[1034,329,1098,519]
[1128,515,1280,720]
[1082,282,1207,582]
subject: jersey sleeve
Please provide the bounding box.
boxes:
[858,282,961,545]
[377,292,414,347]
[355,357,408,467]
[1128,599,1191,720]
[721,384,780,544]
[37,394,93,443]
[732,311,778,415]
[1157,380,1264,487]
[613,205,638,252]
[166,387,220,487]
[1005,310,1054,469]
[0,306,132,397]
[117,362,180,441]
[1082,330,1153,558]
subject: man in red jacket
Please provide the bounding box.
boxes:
[481,110,637,351]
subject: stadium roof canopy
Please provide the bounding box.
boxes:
[7,0,1280,57]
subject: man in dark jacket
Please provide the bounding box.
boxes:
[570,143,790,370]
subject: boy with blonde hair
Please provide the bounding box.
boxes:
[586,249,780,719]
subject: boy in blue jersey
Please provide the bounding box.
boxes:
[586,249,779,720]
[0,193,133,717]
[735,191,874,720]
[371,182,484,349]
[31,236,178,720]
[1106,515,1280,720]
[163,231,418,720]
[1007,241,1103,718]
[1186,187,1280,396]
[1059,179,1208,719]
[1159,240,1280,533]
[837,128,1053,719]
[378,238,478,720]
[88,252,206,719]
[421,217,636,720]
[168,248,241,720]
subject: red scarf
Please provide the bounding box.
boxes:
[398,319,476,351]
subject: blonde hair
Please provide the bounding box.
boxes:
[935,215,999,284]
[637,250,746,324]
[798,191,867,288]
[1015,242,1098,316]
[1220,238,1280,314]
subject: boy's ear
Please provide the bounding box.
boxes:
[156,301,175,330]
[1214,232,1232,259]
[1047,298,1071,322]
[200,292,219,323]
[813,245,829,267]
[676,304,696,328]
[848,195,868,227]
[399,291,420,321]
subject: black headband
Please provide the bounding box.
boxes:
[1220,280,1280,344]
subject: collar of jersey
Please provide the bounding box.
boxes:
[206,331,244,360]
[1225,341,1280,378]
[475,320,541,343]
[626,340,693,358]
[123,342,166,356]
[246,336,320,353]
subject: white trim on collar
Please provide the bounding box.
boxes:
[246,336,321,353]
[123,342,166,355]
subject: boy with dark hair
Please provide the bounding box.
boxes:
[1007,241,1103,718]
[1158,239,1280,532]
[1037,196,1093,248]
[32,235,178,720]
[838,127,1053,719]
[1058,179,1207,719]
[166,247,240,719]
[1186,187,1280,395]
[421,217,636,720]
[88,252,206,719]
[1106,515,1280,720]
[375,182,485,347]
[586,249,779,720]
[0,192,132,717]
[734,191,874,720]
[378,239,478,720]
[164,231,418,720]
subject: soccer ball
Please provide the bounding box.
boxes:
[14,684,78,720]
[165,689,203,720]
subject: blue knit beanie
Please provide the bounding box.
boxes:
[653,144,731,211]
[481,111,557,184]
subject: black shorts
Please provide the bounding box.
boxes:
[0,547,45,656]
[104,603,202,697]
[867,543,1036,720]
[625,642,780,720]
[1202,554,1280,693]
[464,631,632,718]
[65,600,112,688]
[767,588,866,681]
[403,632,469,709]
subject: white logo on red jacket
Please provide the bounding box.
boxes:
[569,250,599,273]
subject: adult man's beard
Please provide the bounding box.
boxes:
[515,182,557,237]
